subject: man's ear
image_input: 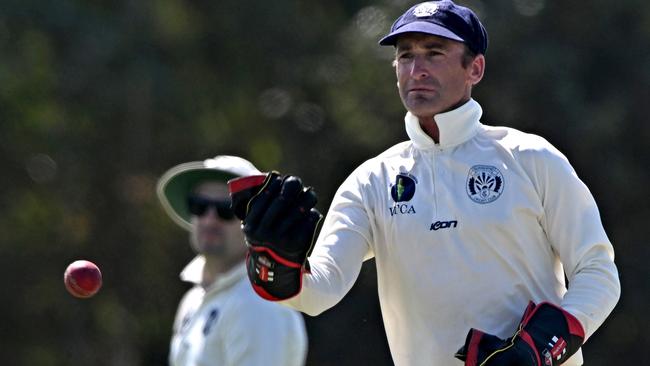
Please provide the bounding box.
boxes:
[469,54,485,85]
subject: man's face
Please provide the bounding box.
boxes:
[395,33,484,118]
[189,181,245,259]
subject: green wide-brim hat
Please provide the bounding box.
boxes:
[156,155,261,231]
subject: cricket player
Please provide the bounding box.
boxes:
[157,155,307,366]
[229,1,620,365]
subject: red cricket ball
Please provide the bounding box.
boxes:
[64,260,103,298]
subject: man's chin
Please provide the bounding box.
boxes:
[404,99,442,115]
[407,101,460,117]
[193,238,226,254]
[408,108,440,119]
[199,245,226,256]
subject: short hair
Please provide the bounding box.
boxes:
[461,45,478,69]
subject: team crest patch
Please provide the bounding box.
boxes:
[466,165,504,204]
[413,2,439,17]
[391,173,417,202]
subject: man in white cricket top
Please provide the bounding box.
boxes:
[157,155,307,366]
[228,1,621,365]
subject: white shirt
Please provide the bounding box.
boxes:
[170,256,307,366]
[284,99,620,366]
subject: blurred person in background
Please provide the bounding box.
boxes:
[228,1,620,365]
[157,155,307,366]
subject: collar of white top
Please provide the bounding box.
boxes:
[180,255,246,292]
[405,98,482,150]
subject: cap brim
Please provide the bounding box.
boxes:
[379,21,464,46]
[156,162,238,231]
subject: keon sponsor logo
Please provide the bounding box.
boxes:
[429,220,458,231]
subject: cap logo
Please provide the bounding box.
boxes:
[413,3,439,18]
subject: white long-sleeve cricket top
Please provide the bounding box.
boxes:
[170,257,307,366]
[284,99,620,366]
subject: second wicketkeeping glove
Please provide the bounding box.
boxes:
[228,172,323,301]
[455,301,585,366]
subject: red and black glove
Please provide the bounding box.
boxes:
[228,172,323,301]
[455,301,585,366]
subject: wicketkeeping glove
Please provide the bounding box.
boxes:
[455,301,585,366]
[228,172,323,301]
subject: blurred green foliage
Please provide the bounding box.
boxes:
[0,0,647,365]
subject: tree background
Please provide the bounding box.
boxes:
[0,0,647,364]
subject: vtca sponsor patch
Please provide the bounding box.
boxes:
[390,173,417,202]
[389,204,416,216]
[389,173,417,216]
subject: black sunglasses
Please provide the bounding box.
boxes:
[186,195,235,221]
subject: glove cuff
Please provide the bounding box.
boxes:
[454,328,486,365]
[246,245,307,301]
[521,301,585,339]
[455,301,585,366]
[518,302,585,366]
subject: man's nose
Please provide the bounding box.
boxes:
[409,57,429,79]
[199,207,220,222]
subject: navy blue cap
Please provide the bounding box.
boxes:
[379,0,488,55]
